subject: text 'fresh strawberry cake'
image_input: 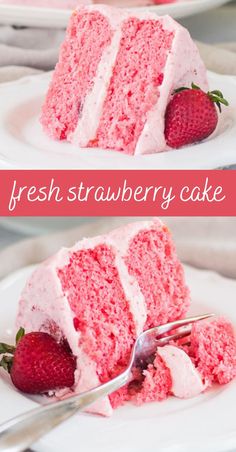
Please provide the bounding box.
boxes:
[41,5,210,155]
[0,219,233,416]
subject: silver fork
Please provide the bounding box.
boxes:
[0,313,213,452]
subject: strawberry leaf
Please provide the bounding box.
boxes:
[174,86,189,94]
[210,90,224,98]
[216,101,222,113]
[191,82,201,90]
[0,356,13,373]
[208,90,229,112]
[174,82,201,95]
[0,343,15,355]
[15,327,25,345]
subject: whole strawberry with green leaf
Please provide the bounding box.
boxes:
[0,328,76,394]
[164,83,229,149]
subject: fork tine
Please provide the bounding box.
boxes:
[149,313,214,338]
[156,324,192,346]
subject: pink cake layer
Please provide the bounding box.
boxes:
[16,219,190,415]
[41,5,208,155]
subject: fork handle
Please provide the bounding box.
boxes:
[0,370,129,452]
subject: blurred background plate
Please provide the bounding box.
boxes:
[0,0,231,28]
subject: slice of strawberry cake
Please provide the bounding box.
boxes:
[13,220,236,416]
[41,5,208,154]
[16,219,190,415]
[0,0,192,8]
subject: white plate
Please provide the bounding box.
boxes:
[0,264,236,452]
[0,0,230,28]
[0,70,235,169]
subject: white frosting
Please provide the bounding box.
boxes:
[158,345,206,398]
[69,6,208,154]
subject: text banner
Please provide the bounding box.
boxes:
[0,170,235,216]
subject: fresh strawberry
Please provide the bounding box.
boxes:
[0,328,76,394]
[164,83,229,148]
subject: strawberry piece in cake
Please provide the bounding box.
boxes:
[41,5,208,154]
[16,219,190,415]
